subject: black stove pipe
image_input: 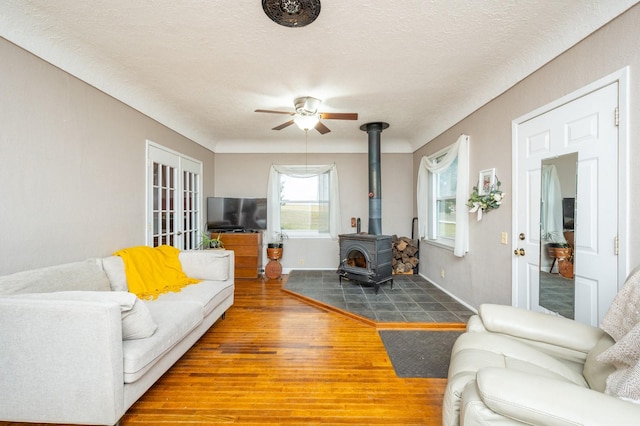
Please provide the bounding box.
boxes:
[360,122,389,235]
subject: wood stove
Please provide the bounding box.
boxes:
[336,121,393,293]
[337,233,393,293]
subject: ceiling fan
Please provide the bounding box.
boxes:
[255,96,358,134]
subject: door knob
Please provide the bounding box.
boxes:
[514,248,526,256]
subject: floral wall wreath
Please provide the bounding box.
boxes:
[467,168,505,221]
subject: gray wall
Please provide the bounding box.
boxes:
[2,5,637,315]
[213,152,414,271]
[414,5,640,309]
[0,38,216,276]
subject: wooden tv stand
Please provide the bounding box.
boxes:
[215,232,263,279]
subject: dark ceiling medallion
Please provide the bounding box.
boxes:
[262,0,321,28]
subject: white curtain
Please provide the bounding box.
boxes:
[417,134,469,257]
[266,164,341,242]
[541,164,567,244]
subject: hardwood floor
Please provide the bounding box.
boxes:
[3,276,453,426]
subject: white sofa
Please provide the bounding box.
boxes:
[0,249,234,426]
[443,267,640,426]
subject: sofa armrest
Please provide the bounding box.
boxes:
[474,367,640,425]
[0,298,124,425]
[478,304,604,354]
[465,314,486,332]
[179,250,235,282]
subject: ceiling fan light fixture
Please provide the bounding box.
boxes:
[255,96,356,134]
[294,96,321,115]
[294,114,319,131]
[262,0,321,28]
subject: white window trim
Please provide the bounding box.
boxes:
[429,151,457,249]
[266,164,341,242]
[284,230,332,239]
[417,134,469,257]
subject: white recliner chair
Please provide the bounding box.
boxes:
[443,267,640,426]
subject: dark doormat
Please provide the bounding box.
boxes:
[379,330,463,378]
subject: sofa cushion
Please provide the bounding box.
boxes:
[0,259,111,295]
[178,251,230,281]
[449,332,588,387]
[155,280,234,317]
[122,300,202,383]
[101,251,232,292]
[101,256,128,292]
[114,246,201,300]
[444,332,590,426]
[12,291,157,340]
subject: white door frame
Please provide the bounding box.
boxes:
[145,140,204,249]
[511,67,630,309]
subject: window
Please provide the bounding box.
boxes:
[279,173,330,235]
[417,134,469,257]
[433,156,458,243]
[266,164,341,241]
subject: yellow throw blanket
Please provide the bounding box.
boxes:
[114,245,201,300]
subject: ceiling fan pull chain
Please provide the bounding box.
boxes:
[304,129,309,171]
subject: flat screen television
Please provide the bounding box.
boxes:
[207,197,267,232]
[563,197,575,230]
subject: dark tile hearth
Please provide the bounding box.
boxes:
[284,270,474,324]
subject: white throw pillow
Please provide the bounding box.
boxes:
[13,291,157,340]
[101,256,129,292]
[121,297,158,340]
[179,251,230,281]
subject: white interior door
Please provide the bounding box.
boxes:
[147,142,203,250]
[513,82,619,326]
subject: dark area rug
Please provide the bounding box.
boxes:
[379,330,462,378]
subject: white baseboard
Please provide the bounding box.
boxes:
[419,273,478,314]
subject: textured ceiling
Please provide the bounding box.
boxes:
[0,1,636,153]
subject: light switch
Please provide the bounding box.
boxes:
[501,232,508,245]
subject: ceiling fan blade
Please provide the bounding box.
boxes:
[255,109,295,115]
[315,121,331,134]
[273,120,295,130]
[319,112,358,120]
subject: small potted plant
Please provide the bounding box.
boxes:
[267,231,287,260]
[267,231,288,249]
[546,242,572,260]
[199,232,224,250]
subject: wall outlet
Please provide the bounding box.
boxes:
[299,258,305,265]
[501,232,508,245]
[440,269,445,278]
[351,217,357,227]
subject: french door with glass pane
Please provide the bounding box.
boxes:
[146,142,203,250]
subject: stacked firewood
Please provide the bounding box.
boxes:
[392,235,419,274]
